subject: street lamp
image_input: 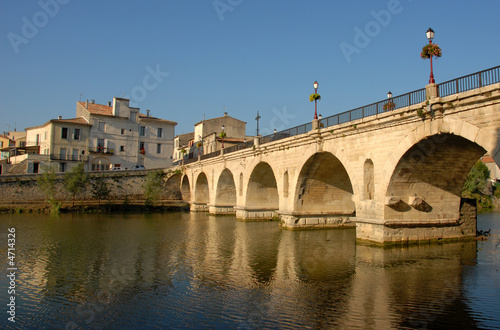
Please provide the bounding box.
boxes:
[221,125,225,149]
[313,81,319,120]
[387,91,393,99]
[426,27,435,84]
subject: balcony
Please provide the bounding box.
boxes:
[89,147,114,155]
[50,154,89,162]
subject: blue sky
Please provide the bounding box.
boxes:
[1,0,499,137]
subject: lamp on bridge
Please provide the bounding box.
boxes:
[387,91,392,99]
[426,27,436,84]
[221,125,225,149]
[313,81,319,120]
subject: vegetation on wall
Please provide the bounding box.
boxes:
[462,160,494,211]
[91,176,111,206]
[64,163,88,206]
[37,164,60,213]
[143,170,166,206]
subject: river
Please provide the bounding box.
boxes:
[0,211,499,329]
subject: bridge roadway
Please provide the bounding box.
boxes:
[167,67,500,244]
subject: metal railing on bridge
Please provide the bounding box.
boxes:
[183,65,500,163]
[437,65,500,97]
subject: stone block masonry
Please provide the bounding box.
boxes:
[0,170,183,211]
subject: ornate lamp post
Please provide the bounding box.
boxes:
[387,91,393,99]
[426,28,436,83]
[221,125,225,149]
[313,81,319,119]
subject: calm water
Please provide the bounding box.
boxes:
[0,211,499,329]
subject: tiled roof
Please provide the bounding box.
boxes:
[77,101,112,116]
[53,117,90,125]
[139,114,177,125]
[217,137,247,142]
[482,155,495,163]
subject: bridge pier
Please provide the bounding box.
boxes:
[355,199,477,244]
[190,202,208,212]
[235,208,278,221]
[208,205,235,215]
[279,213,355,229]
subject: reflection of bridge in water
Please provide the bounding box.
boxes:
[171,66,500,244]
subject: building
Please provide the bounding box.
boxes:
[25,117,91,173]
[76,98,177,170]
[482,155,500,182]
[1,97,177,175]
[173,112,252,164]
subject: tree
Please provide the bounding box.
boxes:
[463,160,491,197]
[63,163,88,206]
[462,160,492,210]
[37,164,59,212]
[143,170,165,206]
[91,176,111,206]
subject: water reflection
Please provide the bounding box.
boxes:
[0,212,498,328]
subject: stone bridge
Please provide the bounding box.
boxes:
[167,66,500,244]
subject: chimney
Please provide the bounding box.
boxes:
[91,99,95,104]
[108,101,112,106]
[85,100,88,109]
[58,116,62,120]
[146,109,150,117]
[224,112,228,116]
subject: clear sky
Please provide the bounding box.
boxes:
[1,0,499,137]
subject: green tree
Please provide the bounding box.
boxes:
[143,170,165,206]
[462,160,492,210]
[91,176,111,206]
[37,164,60,213]
[64,163,88,206]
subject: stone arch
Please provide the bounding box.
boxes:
[181,174,191,202]
[215,168,236,206]
[363,159,374,200]
[245,162,279,210]
[381,118,499,198]
[384,133,486,221]
[294,152,355,214]
[194,172,209,204]
[165,173,182,200]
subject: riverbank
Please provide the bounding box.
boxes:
[0,199,189,214]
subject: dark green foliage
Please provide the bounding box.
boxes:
[37,164,60,213]
[144,170,166,206]
[64,163,88,206]
[92,177,110,206]
[462,160,492,210]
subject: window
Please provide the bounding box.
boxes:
[44,131,47,140]
[121,128,125,135]
[72,149,79,161]
[139,142,145,154]
[97,139,104,152]
[140,126,146,136]
[120,146,125,152]
[157,128,163,137]
[0,142,3,148]
[98,122,106,132]
[35,134,40,146]
[60,162,66,173]
[61,127,68,139]
[60,148,67,160]
[73,128,80,140]
[157,143,161,154]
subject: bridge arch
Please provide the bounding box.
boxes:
[294,152,355,215]
[194,172,210,205]
[382,118,495,220]
[180,174,190,202]
[215,168,237,207]
[164,173,182,200]
[245,162,279,211]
